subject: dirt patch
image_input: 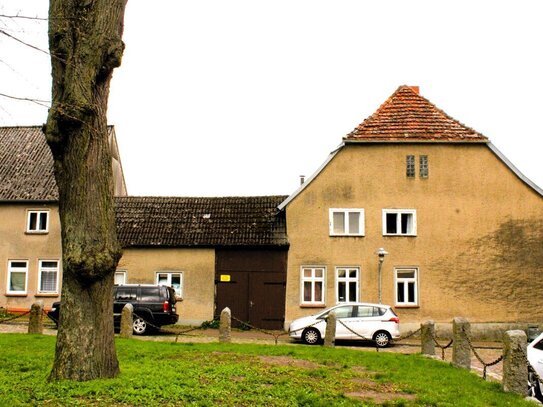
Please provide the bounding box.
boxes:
[345,390,416,403]
[258,355,322,370]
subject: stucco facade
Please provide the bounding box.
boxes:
[281,87,543,327]
[118,248,216,325]
[0,203,62,311]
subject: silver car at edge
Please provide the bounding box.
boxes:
[288,302,400,348]
[528,332,543,403]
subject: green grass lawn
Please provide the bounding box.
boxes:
[0,334,532,406]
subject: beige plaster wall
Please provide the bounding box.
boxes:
[118,248,216,325]
[285,143,543,325]
[0,203,62,311]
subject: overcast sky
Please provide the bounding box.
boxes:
[1,1,542,197]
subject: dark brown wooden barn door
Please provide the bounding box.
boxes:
[248,272,286,330]
[216,272,249,324]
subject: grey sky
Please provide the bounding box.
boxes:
[1,1,542,197]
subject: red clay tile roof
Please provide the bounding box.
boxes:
[345,85,488,142]
[0,126,58,201]
[115,196,289,248]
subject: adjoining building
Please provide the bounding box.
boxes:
[1,86,542,330]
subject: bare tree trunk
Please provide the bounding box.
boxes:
[44,0,127,381]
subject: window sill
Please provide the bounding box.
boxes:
[383,234,417,237]
[395,305,419,309]
[300,304,326,309]
[329,234,365,237]
[5,293,28,297]
[25,231,49,235]
[35,293,59,298]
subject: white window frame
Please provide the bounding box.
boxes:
[156,271,183,298]
[38,260,60,294]
[114,270,127,285]
[335,267,359,303]
[7,260,29,295]
[26,210,49,233]
[300,266,326,305]
[382,209,417,236]
[395,267,418,306]
[329,208,365,236]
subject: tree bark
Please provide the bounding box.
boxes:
[44,0,127,381]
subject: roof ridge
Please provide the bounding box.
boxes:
[344,85,487,142]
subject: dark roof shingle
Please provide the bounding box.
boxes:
[0,126,58,200]
[345,85,488,142]
[115,196,289,248]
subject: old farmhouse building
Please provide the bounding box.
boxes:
[1,86,542,331]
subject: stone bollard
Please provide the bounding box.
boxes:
[421,320,435,356]
[219,307,232,343]
[28,301,43,334]
[120,303,134,338]
[324,311,337,347]
[502,330,527,396]
[452,317,471,369]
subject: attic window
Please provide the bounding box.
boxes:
[406,155,415,178]
[27,210,49,233]
[420,155,428,178]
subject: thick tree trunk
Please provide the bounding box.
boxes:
[44,0,127,381]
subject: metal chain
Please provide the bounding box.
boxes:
[231,315,294,345]
[0,310,31,324]
[432,334,453,360]
[462,326,503,380]
[395,327,422,342]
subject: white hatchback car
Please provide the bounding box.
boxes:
[528,332,543,402]
[288,302,400,347]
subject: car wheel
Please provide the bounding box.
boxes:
[302,328,321,345]
[528,371,543,402]
[133,317,148,335]
[373,331,391,348]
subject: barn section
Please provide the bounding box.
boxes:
[115,195,289,328]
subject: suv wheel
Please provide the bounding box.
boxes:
[133,316,148,335]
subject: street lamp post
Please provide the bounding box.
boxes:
[376,248,388,304]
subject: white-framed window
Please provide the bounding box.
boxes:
[114,270,127,285]
[301,266,325,304]
[156,271,183,298]
[336,267,359,303]
[382,209,417,236]
[329,209,365,236]
[38,260,59,294]
[26,210,49,233]
[7,260,28,295]
[395,268,418,306]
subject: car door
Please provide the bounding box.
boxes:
[346,305,377,340]
[113,286,137,321]
[322,305,355,339]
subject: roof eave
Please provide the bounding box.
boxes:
[343,138,489,144]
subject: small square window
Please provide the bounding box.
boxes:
[329,209,365,236]
[383,209,417,236]
[27,210,49,233]
[114,271,127,285]
[156,271,183,298]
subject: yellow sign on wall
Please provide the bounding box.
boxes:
[220,274,231,282]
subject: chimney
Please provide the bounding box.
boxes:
[299,175,305,185]
[409,86,420,94]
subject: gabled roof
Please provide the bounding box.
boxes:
[0,126,58,201]
[115,196,289,248]
[345,85,488,142]
[279,86,541,210]
[0,126,126,201]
